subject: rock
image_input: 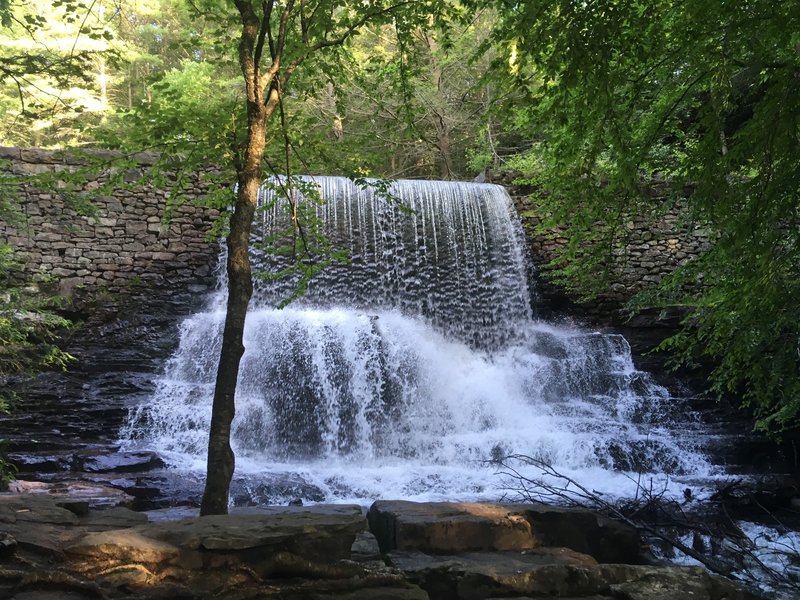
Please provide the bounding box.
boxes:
[0,494,79,526]
[65,504,366,581]
[306,585,430,600]
[6,480,135,508]
[0,493,765,600]
[57,501,90,517]
[1,522,76,557]
[388,548,602,599]
[367,501,535,554]
[600,564,763,600]
[351,531,382,562]
[7,453,72,473]
[80,506,148,530]
[65,528,180,569]
[367,501,641,564]
[12,593,97,600]
[80,451,165,473]
[0,531,17,556]
[388,553,762,600]
[229,472,327,506]
[518,504,642,564]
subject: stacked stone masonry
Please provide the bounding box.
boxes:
[490,172,713,322]
[0,148,710,323]
[0,147,219,304]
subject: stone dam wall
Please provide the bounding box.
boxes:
[0,147,711,323]
[491,172,713,323]
[0,147,219,309]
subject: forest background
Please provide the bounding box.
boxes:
[1,0,798,466]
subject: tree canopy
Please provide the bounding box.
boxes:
[477,0,800,433]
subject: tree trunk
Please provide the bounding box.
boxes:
[199,131,263,515]
[424,26,453,179]
[200,0,275,515]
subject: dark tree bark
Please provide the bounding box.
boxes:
[200,0,282,516]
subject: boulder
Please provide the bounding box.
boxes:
[388,552,763,600]
[367,501,641,563]
[368,501,535,554]
[388,548,602,599]
[0,494,765,600]
[80,506,149,531]
[65,504,366,582]
[0,494,79,526]
[79,451,165,473]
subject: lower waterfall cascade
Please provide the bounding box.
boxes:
[120,177,717,504]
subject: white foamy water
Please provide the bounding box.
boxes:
[120,177,717,504]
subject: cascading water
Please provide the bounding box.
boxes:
[120,177,715,504]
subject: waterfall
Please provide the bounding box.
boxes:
[120,177,714,504]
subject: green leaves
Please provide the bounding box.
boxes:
[488,0,800,433]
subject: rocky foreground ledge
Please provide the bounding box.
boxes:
[0,485,762,600]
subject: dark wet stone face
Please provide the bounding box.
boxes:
[3,290,203,508]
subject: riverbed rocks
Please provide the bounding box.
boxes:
[366,501,641,564]
[0,493,763,599]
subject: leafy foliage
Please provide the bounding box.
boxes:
[483,0,800,432]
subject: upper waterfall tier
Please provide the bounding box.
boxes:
[250,177,534,348]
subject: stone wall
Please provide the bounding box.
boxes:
[0,147,711,326]
[489,172,713,324]
[0,147,220,309]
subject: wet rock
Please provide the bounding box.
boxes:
[7,454,73,474]
[79,451,165,474]
[367,501,641,564]
[7,480,134,508]
[229,472,327,506]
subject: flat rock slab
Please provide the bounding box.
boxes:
[389,551,761,600]
[367,500,640,563]
[0,494,146,558]
[64,504,367,581]
[80,451,165,473]
[138,504,365,551]
[6,480,134,508]
[0,494,80,526]
[389,548,602,599]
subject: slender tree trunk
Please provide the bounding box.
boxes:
[424,25,453,179]
[200,1,277,515]
[200,0,389,513]
[199,116,266,515]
